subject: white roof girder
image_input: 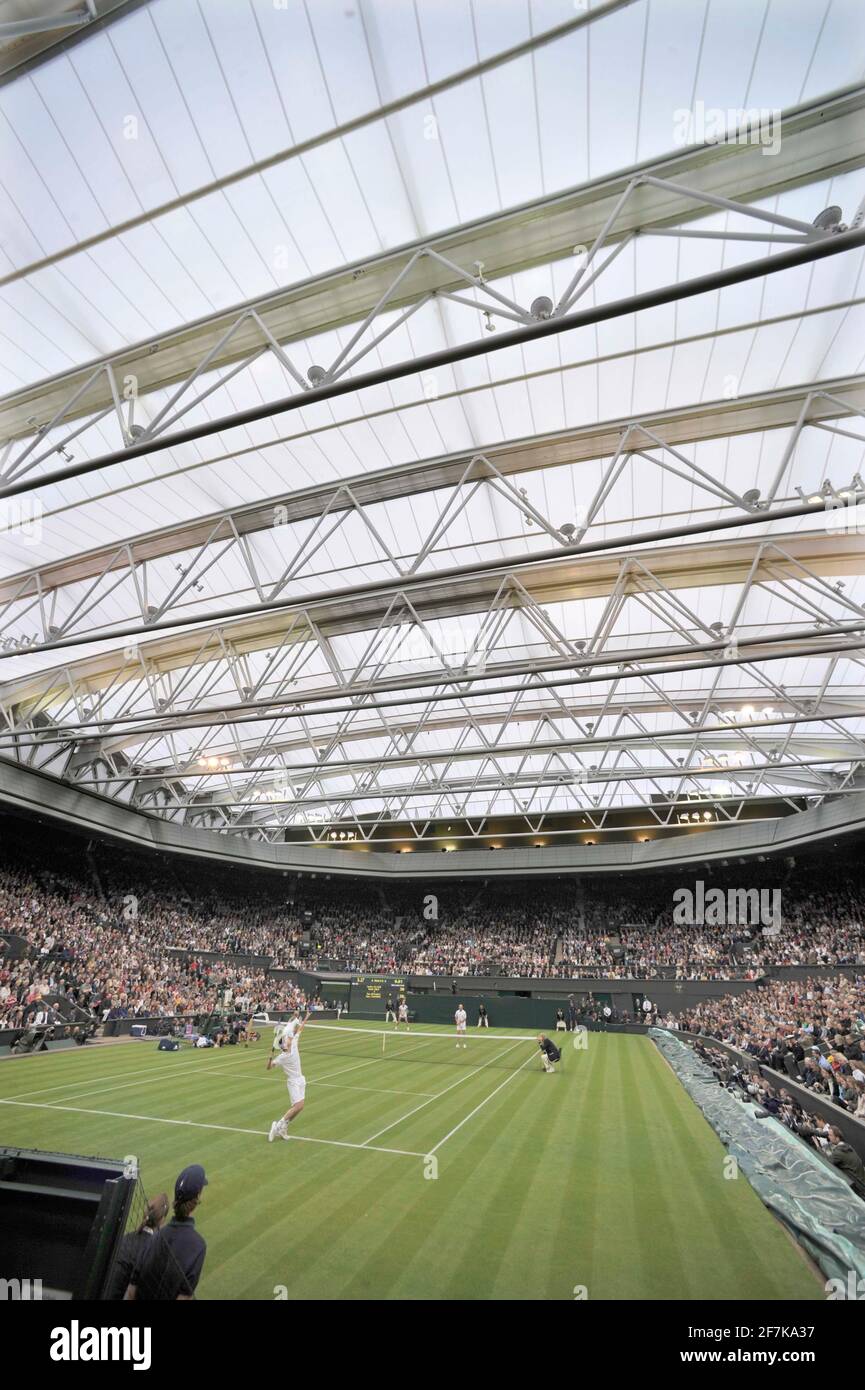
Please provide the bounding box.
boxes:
[3,82,864,445]
[3,527,865,709]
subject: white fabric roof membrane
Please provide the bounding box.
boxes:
[0,0,864,838]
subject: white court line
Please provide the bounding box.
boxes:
[133,1057,435,1100]
[3,1024,479,1110]
[158,1053,437,1100]
[5,1036,385,1104]
[3,1045,269,1100]
[4,1045,438,1110]
[3,1027,466,1102]
[5,1048,265,1105]
[304,1033,440,1086]
[2,1023,365,1102]
[315,1080,436,1099]
[6,1057,202,1102]
[3,1042,279,1102]
[0,1098,425,1159]
[427,1050,537,1156]
[360,1037,528,1147]
[309,1054,389,1083]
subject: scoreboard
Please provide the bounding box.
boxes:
[350,975,407,1016]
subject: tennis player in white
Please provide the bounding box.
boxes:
[267,1012,308,1142]
[455,1004,467,1048]
[396,999,410,1031]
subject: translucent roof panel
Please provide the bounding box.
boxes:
[0,0,864,841]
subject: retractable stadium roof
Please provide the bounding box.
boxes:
[1,0,865,857]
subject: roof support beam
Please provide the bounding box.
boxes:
[69,708,865,789]
[0,1,151,81]
[3,374,862,609]
[3,222,863,503]
[145,755,853,816]
[4,622,863,752]
[4,78,864,440]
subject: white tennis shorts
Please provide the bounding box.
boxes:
[286,1072,306,1105]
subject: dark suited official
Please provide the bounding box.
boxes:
[537,1035,562,1073]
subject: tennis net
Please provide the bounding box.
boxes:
[299,1021,545,1071]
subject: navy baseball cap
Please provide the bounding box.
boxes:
[175,1164,208,1199]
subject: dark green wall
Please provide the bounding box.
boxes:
[405,991,566,1030]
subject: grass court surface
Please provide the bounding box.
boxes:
[0,1021,822,1300]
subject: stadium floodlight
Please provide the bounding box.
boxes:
[812,205,845,232]
[530,295,554,320]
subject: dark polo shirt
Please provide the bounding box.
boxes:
[105,1227,159,1300]
[132,1216,207,1300]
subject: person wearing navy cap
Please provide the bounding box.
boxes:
[125,1165,209,1301]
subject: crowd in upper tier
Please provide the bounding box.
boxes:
[1,815,865,1029]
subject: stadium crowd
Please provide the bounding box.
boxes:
[559,878,865,978]
[0,861,309,1030]
[660,974,865,1189]
[692,1036,865,1197]
[666,974,865,1091]
[2,818,865,1032]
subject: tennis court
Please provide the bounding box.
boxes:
[0,1023,823,1300]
